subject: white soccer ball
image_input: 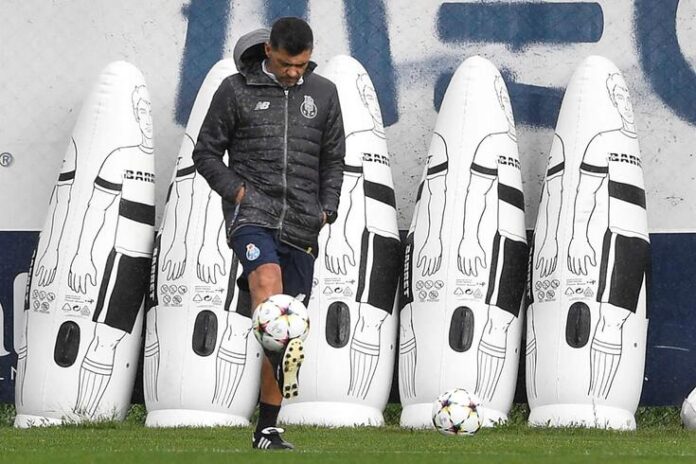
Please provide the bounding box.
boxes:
[252,294,310,352]
[432,388,483,436]
[681,387,696,429]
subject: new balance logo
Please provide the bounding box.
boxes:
[254,101,270,111]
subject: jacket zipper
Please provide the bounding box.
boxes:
[278,88,289,232]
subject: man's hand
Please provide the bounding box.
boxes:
[235,185,246,204]
[325,233,355,275]
[457,236,487,277]
[68,253,97,294]
[36,248,59,287]
[536,238,559,278]
[162,242,187,281]
[197,243,226,284]
[567,237,596,276]
[417,238,443,277]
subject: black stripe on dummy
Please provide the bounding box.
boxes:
[344,165,363,175]
[356,231,370,302]
[427,162,448,177]
[471,163,498,177]
[597,229,612,302]
[580,162,608,175]
[608,180,646,209]
[547,162,565,177]
[120,199,155,226]
[485,233,502,304]
[165,182,174,202]
[364,180,396,209]
[95,176,122,192]
[177,165,196,178]
[95,250,118,316]
[415,181,424,202]
[58,171,76,182]
[24,248,37,311]
[400,232,415,308]
[498,184,525,211]
[146,234,161,311]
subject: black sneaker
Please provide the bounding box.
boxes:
[252,427,294,450]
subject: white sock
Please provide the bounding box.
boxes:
[475,339,506,402]
[589,338,622,399]
[348,337,380,399]
[399,336,417,399]
[74,357,113,418]
[212,345,246,407]
[526,337,537,398]
[143,341,160,402]
[15,345,27,405]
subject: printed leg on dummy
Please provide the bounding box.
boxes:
[348,303,387,399]
[398,303,417,399]
[74,323,127,418]
[588,303,630,399]
[475,305,515,403]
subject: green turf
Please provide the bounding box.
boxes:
[0,404,694,464]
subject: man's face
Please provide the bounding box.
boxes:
[498,91,514,129]
[135,99,153,140]
[265,43,312,87]
[612,85,634,125]
[361,84,383,128]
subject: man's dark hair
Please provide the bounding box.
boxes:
[269,17,313,55]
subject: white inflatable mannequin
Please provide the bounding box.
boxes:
[16,61,154,427]
[399,56,526,428]
[279,55,401,426]
[527,56,649,430]
[144,58,262,428]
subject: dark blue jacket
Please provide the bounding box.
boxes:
[193,30,345,256]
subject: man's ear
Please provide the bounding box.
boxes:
[264,42,272,57]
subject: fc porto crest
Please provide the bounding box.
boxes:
[246,243,261,261]
[300,95,317,119]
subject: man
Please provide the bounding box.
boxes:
[193,17,345,450]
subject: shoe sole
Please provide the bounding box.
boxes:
[282,338,304,399]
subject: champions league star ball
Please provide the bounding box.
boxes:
[432,388,483,436]
[252,294,310,352]
[681,387,696,429]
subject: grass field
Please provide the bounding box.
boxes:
[0,404,694,463]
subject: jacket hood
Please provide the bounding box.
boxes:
[233,28,270,74]
[233,28,317,81]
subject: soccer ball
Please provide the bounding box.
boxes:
[252,294,310,352]
[432,388,483,436]
[681,387,696,429]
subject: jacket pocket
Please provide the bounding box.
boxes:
[314,198,324,229]
[223,195,243,244]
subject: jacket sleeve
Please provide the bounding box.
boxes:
[192,79,245,203]
[318,85,346,213]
